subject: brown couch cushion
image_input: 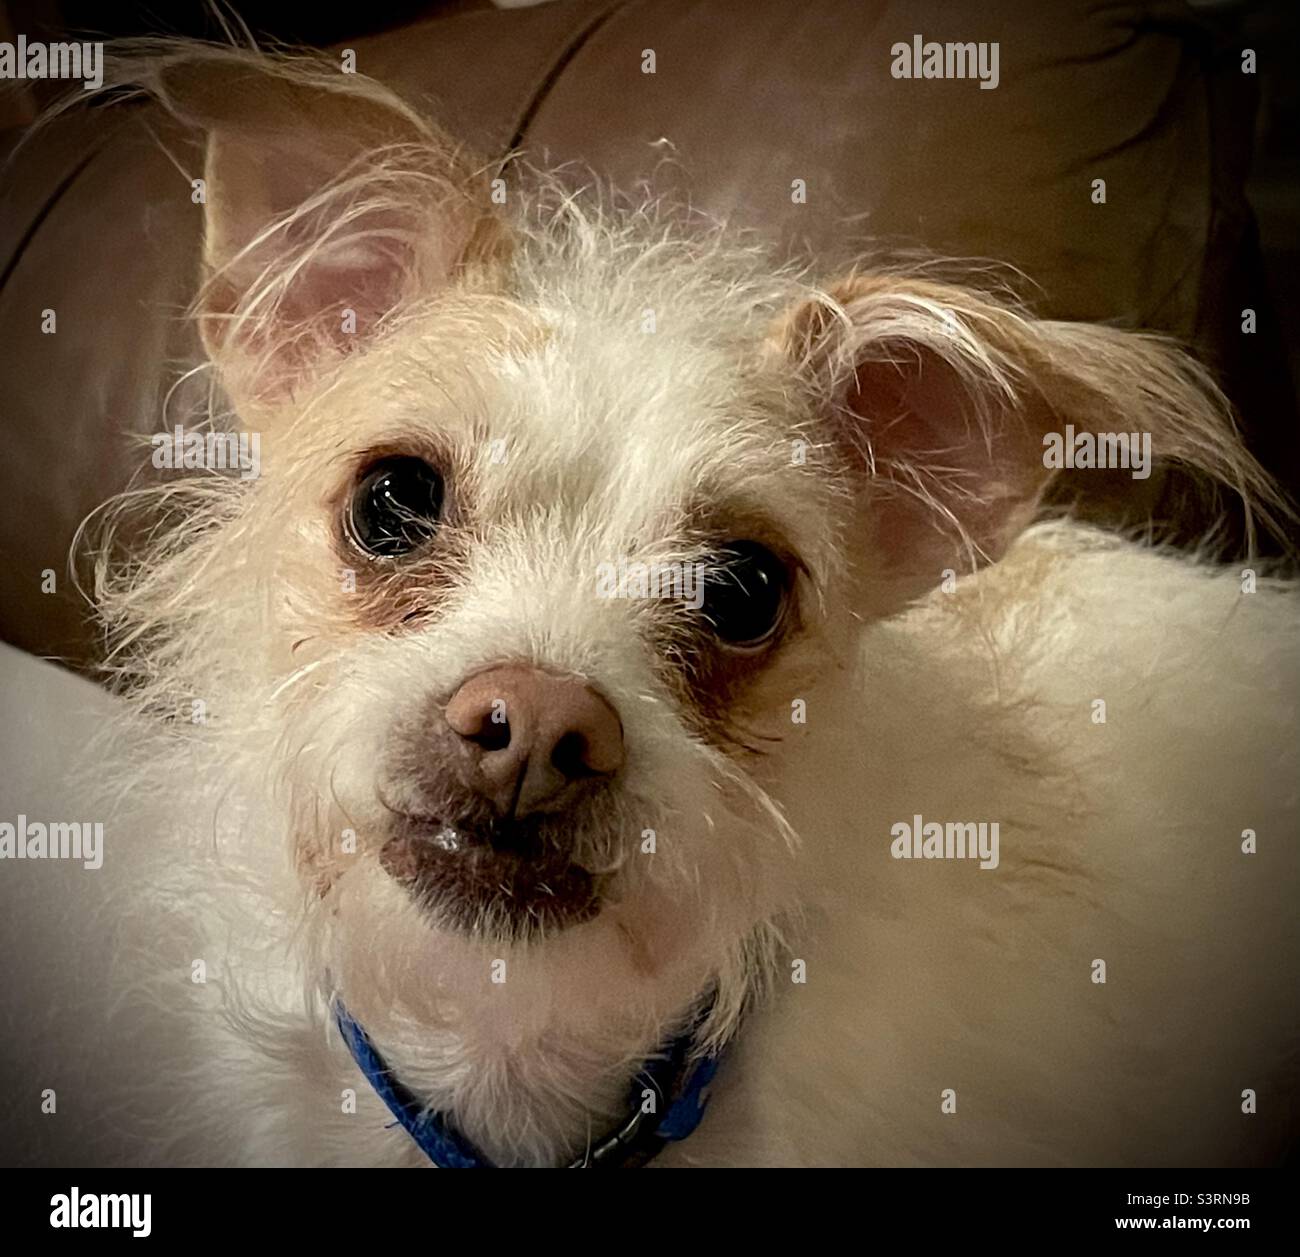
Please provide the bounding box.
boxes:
[0,0,1285,673]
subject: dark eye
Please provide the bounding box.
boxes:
[347,457,445,557]
[699,541,790,648]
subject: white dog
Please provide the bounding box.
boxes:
[3,45,1297,1168]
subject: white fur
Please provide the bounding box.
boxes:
[4,46,1295,1168]
[4,522,1295,1167]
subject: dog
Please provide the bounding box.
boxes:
[5,44,1298,1168]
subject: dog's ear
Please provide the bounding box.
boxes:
[775,274,1269,617]
[151,51,503,408]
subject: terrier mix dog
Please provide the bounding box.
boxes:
[33,46,1300,1166]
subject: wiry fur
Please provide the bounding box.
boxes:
[18,44,1297,1166]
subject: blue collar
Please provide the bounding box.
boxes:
[333,996,724,1168]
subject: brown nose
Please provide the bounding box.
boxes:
[443,665,624,817]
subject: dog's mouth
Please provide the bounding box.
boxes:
[379,814,601,939]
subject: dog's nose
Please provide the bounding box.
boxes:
[443,665,624,817]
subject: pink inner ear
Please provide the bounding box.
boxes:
[203,216,420,398]
[199,122,484,401]
[843,347,1046,574]
[846,352,953,471]
[257,210,419,341]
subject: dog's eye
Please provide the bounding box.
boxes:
[699,541,789,648]
[347,457,445,557]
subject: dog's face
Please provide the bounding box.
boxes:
[228,272,851,977]
[116,54,1232,1045]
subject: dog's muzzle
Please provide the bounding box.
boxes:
[380,664,625,936]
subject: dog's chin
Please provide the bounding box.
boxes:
[379,815,602,941]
